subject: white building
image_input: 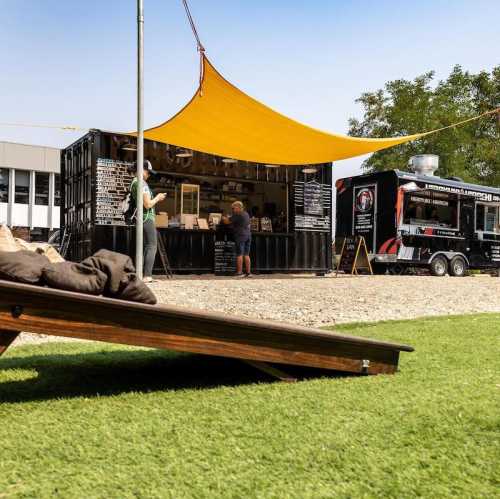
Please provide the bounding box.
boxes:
[0,141,61,238]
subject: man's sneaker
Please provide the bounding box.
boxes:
[235,273,245,278]
[244,273,252,278]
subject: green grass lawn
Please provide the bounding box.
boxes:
[0,314,499,499]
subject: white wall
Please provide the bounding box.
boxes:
[0,141,61,230]
[0,141,60,173]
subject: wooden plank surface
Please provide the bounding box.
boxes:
[0,281,413,375]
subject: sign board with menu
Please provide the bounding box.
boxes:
[214,231,237,275]
[294,180,331,232]
[95,159,135,226]
[336,236,373,276]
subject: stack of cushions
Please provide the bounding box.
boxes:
[0,224,65,263]
[0,224,20,252]
[14,238,65,263]
[0,225,156,305]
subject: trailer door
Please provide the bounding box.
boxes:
[460,198,475,239]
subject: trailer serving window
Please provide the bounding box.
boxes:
[404,192,458,229]
[476,203,500,233]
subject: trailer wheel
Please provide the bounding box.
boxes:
[449,256,468,277]
[430,256,448,277]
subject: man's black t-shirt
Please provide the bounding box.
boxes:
[230,211,251,242]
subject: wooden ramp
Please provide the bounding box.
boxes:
[0,281,413,379]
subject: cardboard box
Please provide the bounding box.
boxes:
[156,212,169,228]
[181,214,197,230]
[197,218,209,230]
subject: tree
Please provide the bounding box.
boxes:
[348,65,500,186]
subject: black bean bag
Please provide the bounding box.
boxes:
[81,249,136,296]
[116,273,157,305]
[0,250,49,284]
[42,262,108,295]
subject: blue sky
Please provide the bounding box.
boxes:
[1,0,499,178]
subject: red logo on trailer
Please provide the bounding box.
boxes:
[355,188,374,213]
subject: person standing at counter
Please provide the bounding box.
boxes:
[130,160,166,283]
[224,201,252,277]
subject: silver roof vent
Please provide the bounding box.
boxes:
[408,154,439,176]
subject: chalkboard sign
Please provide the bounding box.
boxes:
[294,181,331,232]
[336,236,373,276]
[96,158,135,226]
[304,181,323,216]
[214,238,236,275]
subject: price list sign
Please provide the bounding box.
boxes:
[294,180,331,232]
[96,159,135,226]
[214,239,237,275]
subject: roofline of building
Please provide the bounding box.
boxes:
[0,140,61,151]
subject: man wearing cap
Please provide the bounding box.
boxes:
[130,160,166,283]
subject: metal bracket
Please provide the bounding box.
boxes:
[11,305,23,318]
[361,359,370,375]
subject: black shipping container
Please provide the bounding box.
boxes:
[61,130,333,274]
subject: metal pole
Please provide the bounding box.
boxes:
[136,0,144,278]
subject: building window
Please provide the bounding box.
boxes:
[54,174,61,207]
[14,170,30,204]
[35,172,50,206]
[0,168,9,203]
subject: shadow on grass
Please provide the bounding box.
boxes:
[0,348,351,403]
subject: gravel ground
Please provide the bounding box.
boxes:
[13,274,500,346]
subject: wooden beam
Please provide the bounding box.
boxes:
[244,360,297,382]
[0,330,20,357]
[0,281,413,376]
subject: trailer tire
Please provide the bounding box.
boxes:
[449,256,468,277]
[429,255,448,277]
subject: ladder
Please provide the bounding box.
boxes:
[59,228,71,259]
[156,230,173,279]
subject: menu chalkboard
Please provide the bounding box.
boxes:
[304,181,323,215]
[336,236,372,275]
[214,239,236,275]
[96,158,135,226]
[294,181,331,232]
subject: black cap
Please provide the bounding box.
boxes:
[136,160,156,174]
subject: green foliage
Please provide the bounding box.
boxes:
[349,66,500,186]
[1,314,499,498]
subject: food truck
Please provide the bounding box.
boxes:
[335,155,500,276]
[61,130,333,274]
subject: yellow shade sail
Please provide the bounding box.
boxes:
[143,56,497,165]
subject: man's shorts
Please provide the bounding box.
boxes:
[236,237,251,256]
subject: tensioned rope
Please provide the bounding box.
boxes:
[0,122,87,131]
[181,0,206,93]
[181,0,205,53]
[1,1,498,136]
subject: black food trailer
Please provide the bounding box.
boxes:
[336,155,500,276]
[61,130,333,274]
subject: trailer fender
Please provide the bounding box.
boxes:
[428,251,470,266]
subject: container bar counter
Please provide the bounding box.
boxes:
[61,130,333,275]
